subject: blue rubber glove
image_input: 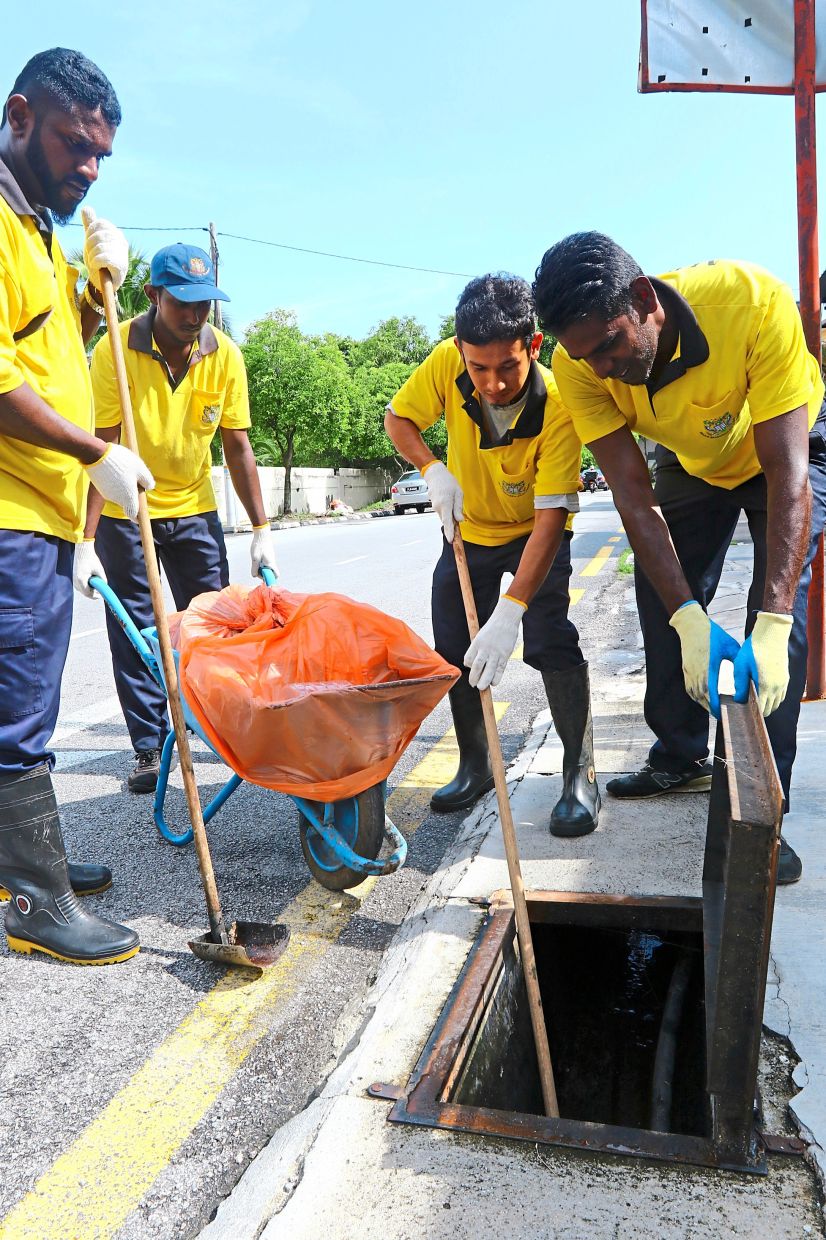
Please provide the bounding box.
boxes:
[669,601,741,719]
[732,612,793,716]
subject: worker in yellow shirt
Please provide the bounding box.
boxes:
[75,244,277,794]
[533,232,826,884]
[386,274,600,837]
[0,49,155,964]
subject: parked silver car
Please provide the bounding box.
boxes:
[390,469,431,514]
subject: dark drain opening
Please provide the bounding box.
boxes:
[384,698,784,1172]
[452,919,708,1139]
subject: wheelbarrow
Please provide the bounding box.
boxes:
[90,569,408,892]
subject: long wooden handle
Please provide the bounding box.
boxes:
[96,267,230,946]
[453,528,559,1117]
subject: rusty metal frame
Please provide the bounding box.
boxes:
[379,696,783,1172]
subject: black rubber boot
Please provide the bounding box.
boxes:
[0,861,112,902]
[430,676,494,813]
[541,663,601,837]
[0,766,139,965]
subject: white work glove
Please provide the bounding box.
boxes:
[73,539,107,599]
[250,525,279,578]
[84,444,155,522]
[422,460,464,543]
[464,595,526,691]
[82,206,129,292]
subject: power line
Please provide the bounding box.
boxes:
[66,224,206,232]
[65,222,470,278]
[217,231,471,278]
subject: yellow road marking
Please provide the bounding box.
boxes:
[0,706,509,1240]
[580,544,614,577]
[608,536,621,543]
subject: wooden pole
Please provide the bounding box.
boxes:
[208,221,223,333]
[452,529,559,1117]
[93,259,230,946]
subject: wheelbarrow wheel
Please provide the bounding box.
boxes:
[298,784,386,891]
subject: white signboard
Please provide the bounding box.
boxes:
[640,0,826,93]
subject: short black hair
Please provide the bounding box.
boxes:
[2,48,121,128]
[455,273,536,347]
[533,232,643,334]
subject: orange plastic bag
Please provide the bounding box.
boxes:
[176,583,460,801]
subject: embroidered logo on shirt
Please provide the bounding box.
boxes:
[201,404,221,425]
[501,480,528,497]
[701,412,735,438]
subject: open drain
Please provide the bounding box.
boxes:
[373,695,784,1172]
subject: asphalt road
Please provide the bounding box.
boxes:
[0,492,626,1240]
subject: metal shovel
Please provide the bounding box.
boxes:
[89,222,290,974]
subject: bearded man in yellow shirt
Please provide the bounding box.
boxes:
[534,232,826,884]
[0,49,154,964]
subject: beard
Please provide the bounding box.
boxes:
[26,120,91,225]
[617,324,659,386]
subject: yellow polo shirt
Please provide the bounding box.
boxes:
[389,338,581,546]
[552,260,824,490]
[91,310,251,520]
[0,176,92,542]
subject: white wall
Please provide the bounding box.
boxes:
[211,466,395,528]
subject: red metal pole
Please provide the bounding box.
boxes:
[795,0,825,700]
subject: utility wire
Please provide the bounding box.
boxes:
[217,231,471,278]
[65,222,470,278]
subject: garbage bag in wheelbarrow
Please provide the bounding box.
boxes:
[176,582,460,801]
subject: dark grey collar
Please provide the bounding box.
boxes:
[127,307,219,390]
[646,277,710,397]
[0,151,53,236]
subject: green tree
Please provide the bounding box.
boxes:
[537,330,558,369]
[242,310,352,512]
[351,315,432,368]
[347,360,414,464]
[436,312,455,341]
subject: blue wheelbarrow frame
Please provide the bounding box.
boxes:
[89,570,407,886]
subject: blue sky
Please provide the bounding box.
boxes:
[6,2,821,340]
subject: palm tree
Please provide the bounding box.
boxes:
[68,245,150,352]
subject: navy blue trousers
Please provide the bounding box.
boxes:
[635,445,826,808]
[0,531,74,775]
[432,530,583,679]
[96,512,229,752]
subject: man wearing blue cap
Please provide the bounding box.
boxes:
[76,243,277,793]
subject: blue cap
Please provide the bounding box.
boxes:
[149,243,229,303]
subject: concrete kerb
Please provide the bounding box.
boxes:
[227,509,396,534]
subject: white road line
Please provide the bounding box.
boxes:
[53,749,122,770]
[52,695,124,745]
[70,626,105,642]
[335,555,368,565]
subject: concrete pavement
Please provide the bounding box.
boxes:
[201,529,826,1240]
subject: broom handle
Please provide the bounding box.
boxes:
[453,528,559,1117]
[95,265,229,945]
